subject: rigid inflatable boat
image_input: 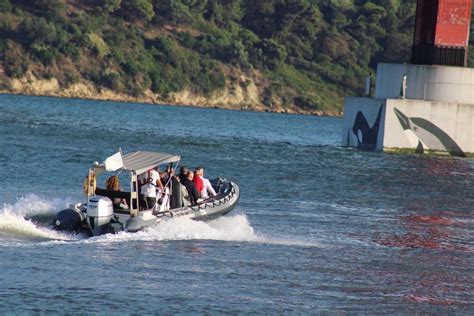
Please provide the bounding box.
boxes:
[54,150,240,236]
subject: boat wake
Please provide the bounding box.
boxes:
[0,195,78,244]
[0,195,321,248]
[83,214,260,244]
[80,214,322,248]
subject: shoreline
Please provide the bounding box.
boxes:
[0,90,343,117]
[0,73,343,117]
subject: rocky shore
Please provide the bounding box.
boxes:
[0,72,342,117]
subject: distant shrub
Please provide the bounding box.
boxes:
[189,59,226,95]
[101,69,123,91]
[87,33,109,58]
[124,78,144,97]
[0,0,12,12]
[25,0,67,19]
[154,36,175,56]
[0,77,11,90]
[99,0,122,13]
[153,0,193,24]
[61,69,81,88]
[3,42,28,78]
[3,59,28,78]
[42,72,54,80]
[121,0,154,22]
[30,43,58,65]
[19,17,58,45]
[149,68,164,93]
[177,32,195,48]
[223,41,249,68]
[294,96,319,111]
[0,15,13,39]
[75,11,107,34]
[122,59,140,76]
[239,29,260,48]
[189,30,234,62]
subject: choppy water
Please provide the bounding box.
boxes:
[0,94,473,314]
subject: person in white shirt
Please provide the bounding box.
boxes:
[139,167,163,209]
[141,177,159,209]
[197,167,217,199]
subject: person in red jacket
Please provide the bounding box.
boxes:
[193,167,204,194]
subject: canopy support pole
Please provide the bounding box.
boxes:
[130,172,139,217]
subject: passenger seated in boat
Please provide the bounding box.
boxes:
[178,166,189,181]
[193,168,204,196]
[161,164,173,186]
[170,173,190,209]
[106,175,128,209]
[197,167,217,199]
[140,176,161,210]
[179,167,200,205]
[139,167,164,193]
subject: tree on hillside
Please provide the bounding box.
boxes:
[121,0,155,21]
[99,0,122,13]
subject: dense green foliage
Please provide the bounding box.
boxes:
[0,0,466,112]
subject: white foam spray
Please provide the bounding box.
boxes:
[0,194,77,243]
[81,214,322,248]
[0,194,71,217]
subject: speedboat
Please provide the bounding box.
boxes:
[54,150,240,236]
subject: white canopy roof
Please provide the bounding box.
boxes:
[97,151,180,175]
[121,151,180,175]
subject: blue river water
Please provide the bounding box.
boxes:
[0,94,472,314]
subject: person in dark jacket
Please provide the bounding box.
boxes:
[179,170,200,204]
[170,173,190,209]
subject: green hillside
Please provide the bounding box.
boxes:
[0,1,430,113]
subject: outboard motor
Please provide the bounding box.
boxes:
[87,196,113,236]
[54,203,87,233]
